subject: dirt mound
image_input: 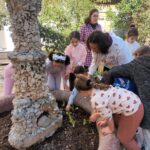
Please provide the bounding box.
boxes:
[0,103,98,150]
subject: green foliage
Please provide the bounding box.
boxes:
[39,0,94,36]
[133,1,150,44]
[83,118,91,125]
[39,0,95,52]
[39,24,69,52]
[66,112,76,127]
[106,0,142,30]
[94,0,121,4]
[0,0,9,29]
[106,0,150,43]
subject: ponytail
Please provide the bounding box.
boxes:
[126,24,138,38]
[75,75,110,91]
[91,82,110,91]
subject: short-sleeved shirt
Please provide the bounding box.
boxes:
[91,86,141,119]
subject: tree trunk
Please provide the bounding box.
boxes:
[0,90,145,149]
[6,0,62,149]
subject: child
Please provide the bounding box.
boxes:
[3,63,14,96]
[65,31,87,91]
[46,52,70,91]
[101,46,150,150]
[65,66,101,112]
[66,66,87,112]
[75,75,143,150]
[125,24,140,58]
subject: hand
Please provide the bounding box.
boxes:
[97,118,115,136]
[87,74,92,79]
[64,74,69,80]
[66,104,71,112]
[101,127,113,136]
[64,84,69,91]
[90,113,100,122]
[96,119,107,127]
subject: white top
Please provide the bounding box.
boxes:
[88,33,132,75]
[110,32,132,62]
[125,40,140,59]
[91,86,141,119]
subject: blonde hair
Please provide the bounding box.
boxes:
[75,75,110,91]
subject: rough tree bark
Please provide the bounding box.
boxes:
[5,0,62,149]
[0,90,121,150]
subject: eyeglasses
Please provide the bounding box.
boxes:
[93,15,99,17]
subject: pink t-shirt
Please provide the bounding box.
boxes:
[91,86,141,119]
[65,43,87,74]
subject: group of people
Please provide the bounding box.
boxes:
[2,8,150,150]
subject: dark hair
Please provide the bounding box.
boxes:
[48,52,70,66]
[69,31,80,41]
[134,46,150,57]
[85,9,99,24]
[75,75,110,91]
[87,31,113,54]
[74,66,86,74]
[126,24,139,38]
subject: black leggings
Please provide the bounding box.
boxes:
[69,66,89,91]
[69,73,76,91]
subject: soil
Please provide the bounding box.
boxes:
[0,103,98,150]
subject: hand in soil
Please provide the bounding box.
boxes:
[66,104,71,112]
[89,113,100,122]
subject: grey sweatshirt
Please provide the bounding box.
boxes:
[102,56,150,129]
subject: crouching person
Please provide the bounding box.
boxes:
[75,75,144,150]
[101,46,150,150]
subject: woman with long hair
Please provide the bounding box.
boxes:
[80,9,102,70]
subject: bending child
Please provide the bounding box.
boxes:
[66,66,87,112]
[66,66,101,112]
[102,46,150,150]
[46,52,70,91]
[75,75,143,150]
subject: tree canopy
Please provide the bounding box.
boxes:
[106,0,150,43]
[39,0,95,51]
[0,0,8,29]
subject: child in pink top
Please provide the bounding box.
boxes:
[65,31,87,90]
[75,75,144,150]
[3,63,14,96]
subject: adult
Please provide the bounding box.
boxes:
[87,31,132,76]
[80,8,102,70]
